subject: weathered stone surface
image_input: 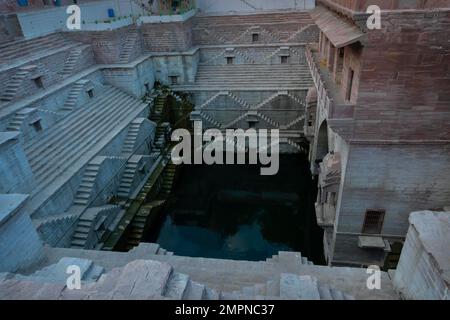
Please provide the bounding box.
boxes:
[280,274,321,300]
[394,211,450,300]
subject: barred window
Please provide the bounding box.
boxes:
[362,209,385,234]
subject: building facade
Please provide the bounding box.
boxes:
[307,0,450,266]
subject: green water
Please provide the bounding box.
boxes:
[145,155,325,264]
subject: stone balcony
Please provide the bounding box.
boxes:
[305,45,356,140]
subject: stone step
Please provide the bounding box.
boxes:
[26,86,119,157]
[29,90,127,169]
[185,282,206,300]
[279,274,320,299]
[29,90,144,189]
[25,85,114,150]
[164,273,190,299]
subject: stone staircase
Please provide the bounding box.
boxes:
[0,259,224,300]
[0,33,76,65]
[119,28,138,64]
[39,243,399,300]
[284,138,307,153]
[150,95,165,123]
[198,91,223,109]
[70,217,93,248]
[34,212,79,246]
[3,258,351,300]
[199,111,222,128]
[160,161,176,195]
[254,92,281,110]
[281,115,305,130]
[266,251,313,265]
[73,160,101,206]
[6,107,35,131]
[124,202,167,250]
[15,257,104,284]
[234,48,256,64]
[121,121,141,154]
[6,246,375,300]
[23,86,147,199]
[257,111,280,128]
[287,92,306,107]
[70,205,121,249]
[223,112,248,129]
[0,65,37,101]
[61,80,89,112]
[193,64,313,89]
[153,124,168,153]
[223,273,354,300]
[260,47,283,63]
[285,24,316,42]
[202,27,228,44]
[228,92,252,109]
[60,47,83,76]
[200,49,229,65]
[259,27,281,43]
[117,156,140,198]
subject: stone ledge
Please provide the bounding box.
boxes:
[0,194,29,227]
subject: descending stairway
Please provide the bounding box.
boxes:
[70,205,121,249]
[150,95,166,123]
[254,92,281,110]
[22,86,147,206]
[36,242,399,300]
[0,65,37,101]
[222,112,248,129]
[198,91,223,109]
[234,48,256,64]
[228,92,251,109]
[284,138,307,153]
[117,157,140,198]
[267,251,313,265]
[257,111,280,128]
[14,257,104,285]
[60,80,88,112]
[153,125,167,153]
[0,258,355,300]
[0,33,77,65]
[190,64,313,89]
[124,200,167,250]
[60,47,83,76]
[199,111,222,128]
[223,273,354,300]
[281,115,305,130]
[121,121,141,154]
[70,217,94,248]
[287,92,306,107]
[33,212,79,246]
[285,24,316,42]
[160,161,176,195]
[119,28,138,64]
[6,108,35,131]
[73,161,101,206]
[0,259,224,300]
